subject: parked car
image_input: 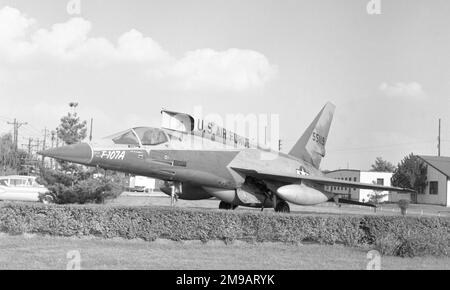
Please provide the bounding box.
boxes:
[0,175,53,204]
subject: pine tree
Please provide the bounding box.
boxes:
[56,107,87,145]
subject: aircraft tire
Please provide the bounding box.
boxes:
[275,200,290,213]
[219,201,237,210]
[42,194,54,205]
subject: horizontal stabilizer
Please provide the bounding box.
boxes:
[331,198,377,208]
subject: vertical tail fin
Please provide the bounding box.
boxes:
[289,102,335,169]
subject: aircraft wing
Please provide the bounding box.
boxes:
[231,167,415,193]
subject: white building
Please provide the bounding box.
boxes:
[128,175,157,193]
[324,169,408,203]
[417,156,450,207]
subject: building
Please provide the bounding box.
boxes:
[324,169,409,203]
[417,156,450,207]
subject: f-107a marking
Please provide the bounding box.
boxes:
[99,150,126,160]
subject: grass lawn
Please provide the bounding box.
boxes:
[1,233,449,270]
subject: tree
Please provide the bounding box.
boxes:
[370,157,396,172]
[56,103,87,145]
[391,153,427,195]
[0,133,28,175]
[368,181,388,205]
[54,103,87,174]
[38,103,121,204]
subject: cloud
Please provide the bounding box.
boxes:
[0,6,35,61]
[155,48,278,91]
[0,6,277,91]
[379,82,425,99]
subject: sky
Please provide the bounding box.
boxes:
[0,0,449,170]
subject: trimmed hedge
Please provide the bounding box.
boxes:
[0,202,449,257]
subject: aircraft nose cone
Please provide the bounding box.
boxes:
[38,143,94,165]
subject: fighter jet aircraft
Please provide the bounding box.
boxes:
[39,102,413,213]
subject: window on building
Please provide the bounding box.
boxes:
[429,181,438,195]
[376,178,384,185]
[353,177,357,182]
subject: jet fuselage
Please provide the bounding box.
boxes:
[54,140,326,207]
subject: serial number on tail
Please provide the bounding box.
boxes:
[312,131,326,146]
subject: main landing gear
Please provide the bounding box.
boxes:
[275,200,290,213]
[169,181,182,207]
[219,201,238,210]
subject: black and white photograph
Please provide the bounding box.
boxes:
[0,0,449,276]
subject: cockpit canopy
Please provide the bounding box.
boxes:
[109,127,168,147]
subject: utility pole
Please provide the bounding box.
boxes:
[89,118,93,141]
[42,127,48,166]
[51,131,55,148]
[437,119,441,157]
[6,119,28,151]
[34,139,40,157]
[28,138,33,156]
[264,126,267,146]
[50,131,55,169]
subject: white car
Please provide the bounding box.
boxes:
[0,175,53,203]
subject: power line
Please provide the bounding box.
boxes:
[27,123,47,135]
[20,127,41,138]
[0,116,12,122]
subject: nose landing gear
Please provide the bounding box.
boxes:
[169,181,182,207]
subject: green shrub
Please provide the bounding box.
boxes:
[38,178,122,204]
[37,166,123,204]
[0,203,448,258]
